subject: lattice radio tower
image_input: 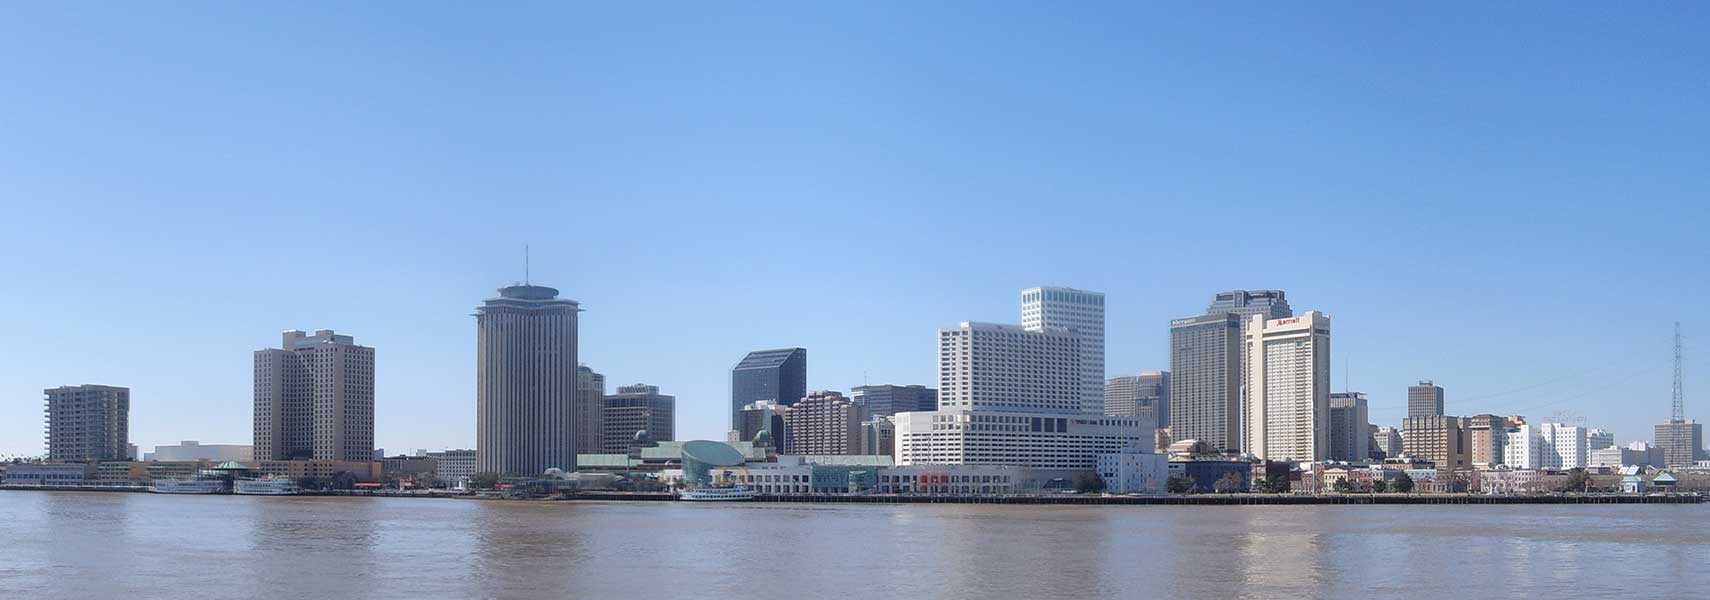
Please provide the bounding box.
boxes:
[1673,321,1685,422]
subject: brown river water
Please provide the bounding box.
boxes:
[1,491,1704,599]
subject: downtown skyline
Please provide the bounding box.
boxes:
[3,4,1708,458]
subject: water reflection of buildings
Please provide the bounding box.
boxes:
[1233,508,1328,596]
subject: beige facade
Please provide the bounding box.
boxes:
[576,366,607,455]
[1242,312,1331,462]
[254,330,375,462]
[1402,415,1470,471]
[784,391,864,455]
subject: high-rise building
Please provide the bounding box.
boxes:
[735,400,789,449]
[1407,381,1445,419]
[1105,371,1169,427]
[860,417,895,456]
[1243,312,1331,462]
[475,285,580,477]
[254,330,375,462]
[783,390,863,455]
[1586,428,1614,451]
[1168,313,1244,451]
[1465,414,1507,468]
[731,348,807,431]
[1327,392,1369,462]
[600,384,675,453]
[902,317,1147,473]
[1206,290,1292,321]
[575,366,607,455]
[938,322,1081,413]
[1374,426,1403,459]
[43,385,130,463]
[849,384,937,418]
[1403,415,1468,471]
[1506,422,1588,469]
[1022,286,1105,414]
[1655,421,1703,468]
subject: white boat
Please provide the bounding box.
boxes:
[150,478,227,494]
[234,478,298,496]
[680,486,755,501]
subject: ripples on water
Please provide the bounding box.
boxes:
[0,492,1704,599]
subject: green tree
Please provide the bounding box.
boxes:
[1072,472,1107,493]
[470,472,501,490]
[1166,475,1194,494]
[1393,472,1415,493]
[1213,472,1245,494]
[1332,478,1352,493]
[1560,469,1592,493]
[1371,480,1387,493]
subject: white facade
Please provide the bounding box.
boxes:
[1242,312,1331,462]
[1541,423,1588,469]
[1505,427,1541,468]
[144,441,253,462]
[1506,423,1588,469]
[1022,287,1105,415]
[937,322,1081,414]
[894,409,1149,471]
[1097,450,1168,493]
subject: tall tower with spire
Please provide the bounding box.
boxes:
[1655,321,1703,467]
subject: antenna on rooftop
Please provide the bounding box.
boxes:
[525,244,531,286]
[1673,321,1685,422]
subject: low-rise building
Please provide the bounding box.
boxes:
[430,449,476,486]
[1098,449,1168,493]
[144,441,253,462]
[380,455,438,478]
[1,463,94,486]
[895,409,1151,479]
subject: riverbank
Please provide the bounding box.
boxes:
[6,486,1701,505]
[571,492,1705,505]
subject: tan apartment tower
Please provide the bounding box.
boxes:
[254,330,375,461]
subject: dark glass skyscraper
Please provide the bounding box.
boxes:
[1169,313,1243,451]
[1206,290,1292,320]
[730,348,807,430]
[850,384,937,418]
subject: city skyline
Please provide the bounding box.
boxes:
[3,4,1708,458]
[14,280,1702,461]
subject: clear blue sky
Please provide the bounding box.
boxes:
[2,3,1707,457]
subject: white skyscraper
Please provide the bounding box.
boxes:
[1506,423,1589,469]
[1242,311,1330,462]
[937,322,1081,414]
[898,319,1148,475]
[1022,286,1104,415]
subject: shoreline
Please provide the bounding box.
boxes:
[4,486,1702,505]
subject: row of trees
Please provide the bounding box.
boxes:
[1331,472,1415,494]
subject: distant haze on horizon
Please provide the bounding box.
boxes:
[1,3,1706,457]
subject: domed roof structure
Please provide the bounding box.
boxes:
[681,440,746,467]
[633,430,657,447]
[752,429,774,446]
